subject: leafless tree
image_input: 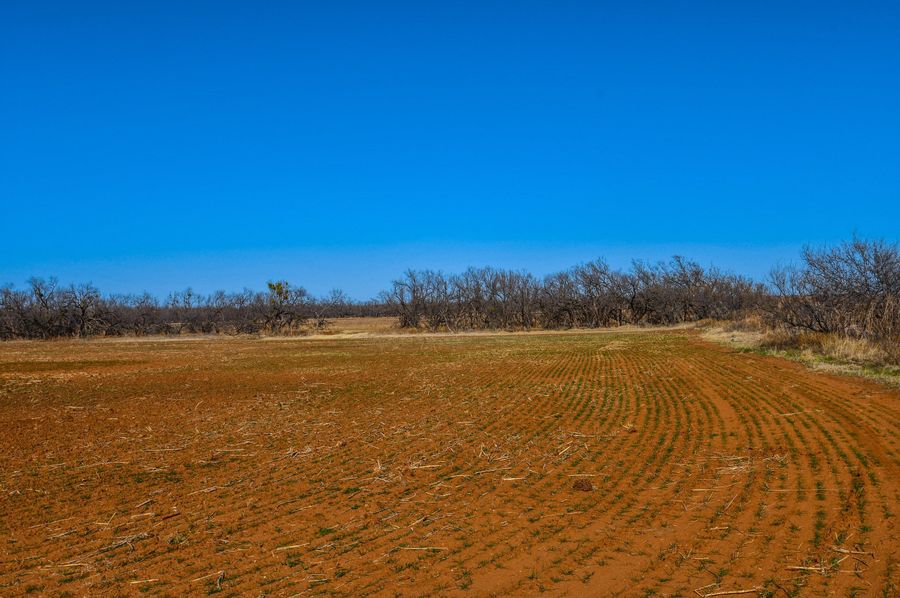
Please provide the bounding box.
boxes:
[0,237,888,342]
[65,283,105,337]
[769,237,899,343]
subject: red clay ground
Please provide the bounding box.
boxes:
[0,330,897,596]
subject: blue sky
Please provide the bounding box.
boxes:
[2,1,898,299]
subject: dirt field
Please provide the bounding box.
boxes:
[0,330,897,596]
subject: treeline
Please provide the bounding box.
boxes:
[382,238,899,348]
[381,257,764,331]
[0,281,389,339]
[2,238,898,347]
[767,237,899,343]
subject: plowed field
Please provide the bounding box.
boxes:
[1,330,897,596]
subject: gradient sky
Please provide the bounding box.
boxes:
[2,1,898,298]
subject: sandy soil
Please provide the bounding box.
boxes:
[0,330,897,596]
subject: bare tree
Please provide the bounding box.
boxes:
[769,237,899,342]
[65,283,104,337]
[264,281,309,334]
[0,237,888,343]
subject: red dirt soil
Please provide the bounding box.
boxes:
[0,330,897,596]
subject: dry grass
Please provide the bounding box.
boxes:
[315,317,405,335]
[700,319,900,385]
[763,330,889,363]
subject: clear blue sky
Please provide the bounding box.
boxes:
[2,1,898,299]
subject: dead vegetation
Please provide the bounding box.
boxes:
[701,315,900,385]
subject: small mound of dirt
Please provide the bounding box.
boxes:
[572,478,594,492]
